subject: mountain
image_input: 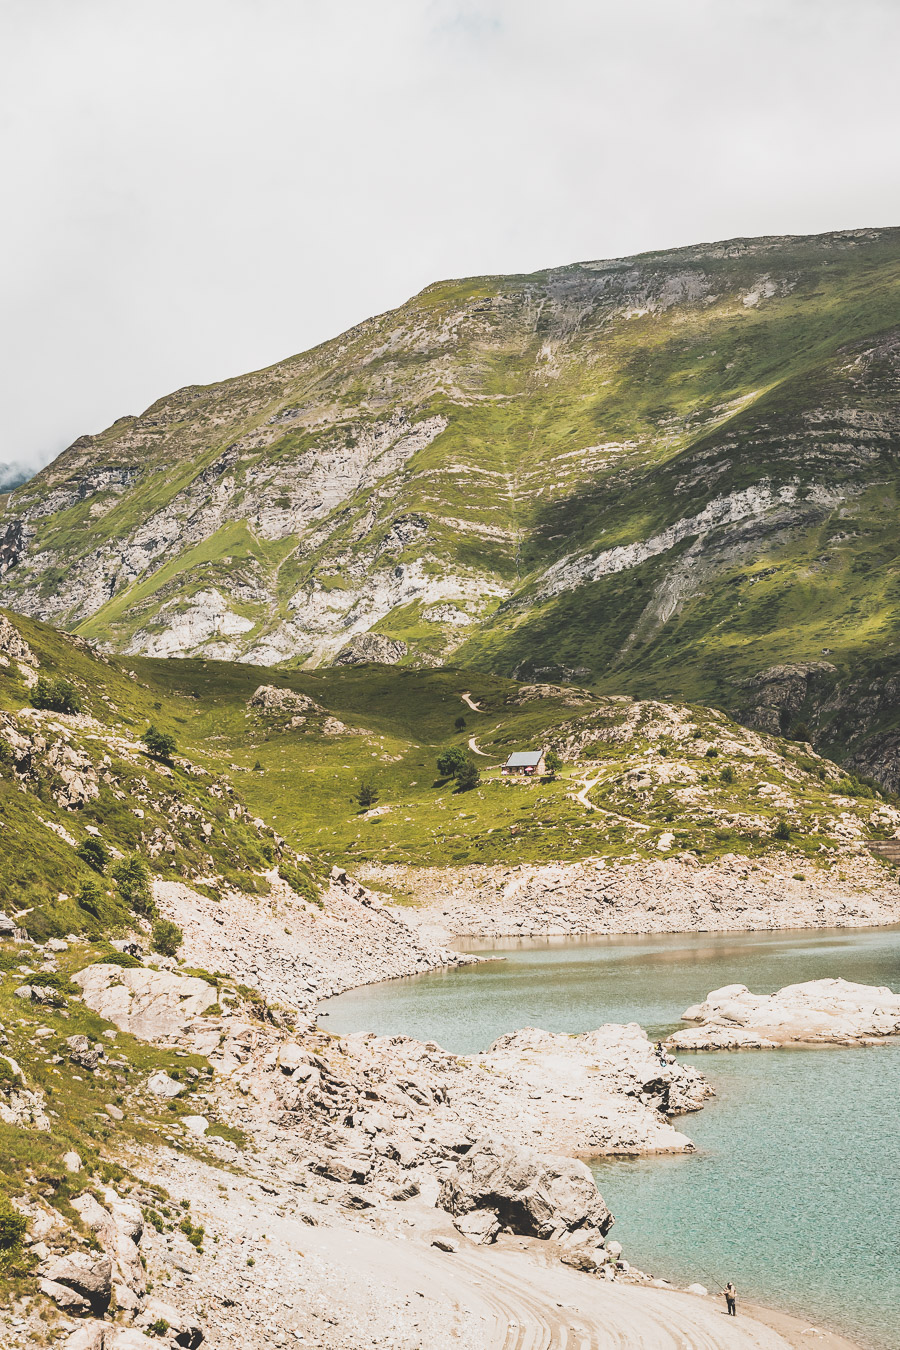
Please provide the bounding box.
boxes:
[3,227,900,773]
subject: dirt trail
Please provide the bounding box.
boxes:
[572,772,651,831]
[468,735,491,757]
[151,1149,856,1350]
[461,692,484,712]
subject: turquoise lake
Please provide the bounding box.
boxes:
[323,926,900,1349]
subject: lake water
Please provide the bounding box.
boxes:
[323,926,900,1349]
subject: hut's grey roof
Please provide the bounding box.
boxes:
[504,750,543,767]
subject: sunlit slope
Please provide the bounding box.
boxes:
[3,611,895,896]
[1,227,899,696]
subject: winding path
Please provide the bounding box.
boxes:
[572,771,651,831]
[461,692,484,713]
[468,736,491,757]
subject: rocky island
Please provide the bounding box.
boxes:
[668,978,900,1049]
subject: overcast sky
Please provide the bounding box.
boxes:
[2,0,899,476]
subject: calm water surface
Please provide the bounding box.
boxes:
[323,927,900,1349]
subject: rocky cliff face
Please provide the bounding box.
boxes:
[4,228,900,768]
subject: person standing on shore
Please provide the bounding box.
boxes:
[724,1282,737,1317]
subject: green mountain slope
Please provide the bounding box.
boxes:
[2,607,896,931]
[3,227,900,770]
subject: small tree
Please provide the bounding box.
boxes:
[151,918,183,957]
[113,854,155,918]
[719,765,735,785]
[31,676,81,715]
[357,781,379,810]
[455,760,481,791]
[142,726,177,761]
[76,878,103,918]
[0,1195,27,1252]
[76,837,108,874]
[773,818,791,842]
[454,716,467,732]
[437,746,467,779]
[544,749,562,779]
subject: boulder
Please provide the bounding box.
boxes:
[147,1071,184,1098]
[670,977,900,1049]
[333,633,408,667]
[182,1115,209,1136]
[44,1251,112,1314]
[311,1152,372,1185]
[71,964,217,1040]
[62,1325,109,1350]
[136,1297,203,1348]
[438,1137,613,1243]
[40,1277,93,1314]
[452,1209,500,1244]
[66,1035,102,1070]
[248,685,322,717]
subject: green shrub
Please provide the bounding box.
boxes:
[454,716,466,731]
[77,878,104,918]
[94,951,142,969]
[544,749,562,778]
[0,1059,23,1090]
[772,818,791,841]
[112,854,155,918]
[455,760,481,791]
[357,781,379,810]
[149,1318,170,1336]
[0,1196,27,1251]
[31,676,81,715]
[77,837,108,874]
[436,746,467,778]
[150,919,183,957]
[704,746,719,759]
[719,765,735,785]
[278,861,321,906]
[178,1216,204,1251]
[142,726,177,761]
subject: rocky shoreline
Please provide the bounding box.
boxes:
[5,855,883,1350]
[360,851,900,942]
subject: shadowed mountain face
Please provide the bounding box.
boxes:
[3,227,900,768]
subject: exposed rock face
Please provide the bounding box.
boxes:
[473,1024,710,1153]
[247,684,322,716]
[0,612,36,668]
[438,1137,613,1244]
[669,977,900,1049]
[738,661,837,735]
[0,1052,51,1129]
[333,633,408,666]
[71,964,218,1040]
[370,852,900,940]
[153,869,470,1014]
[43,1250,113,1314]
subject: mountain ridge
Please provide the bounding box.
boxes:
[3,224,900,771]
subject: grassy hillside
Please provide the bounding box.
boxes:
[2,610,894,948]
[1,229,900,778]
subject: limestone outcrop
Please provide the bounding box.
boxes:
[333,633,408,666]
[669,977,900,1049]
[247,684,323,717]
[438,1136,614,1245]
[71,964,218,1040]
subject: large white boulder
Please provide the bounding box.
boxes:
[670,977,900,1048]
[71,963,217,1040]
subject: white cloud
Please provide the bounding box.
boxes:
[2,0,899,472]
